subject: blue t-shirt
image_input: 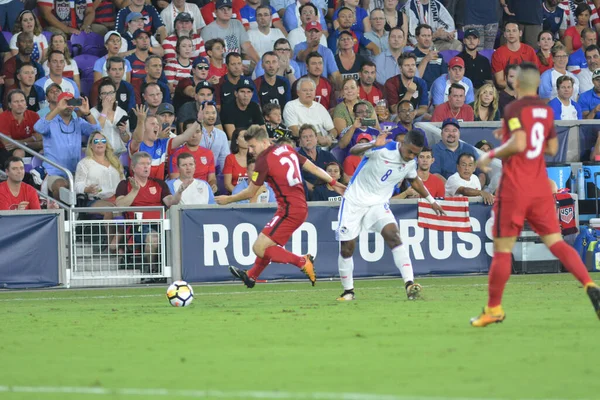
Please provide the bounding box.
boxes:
[542,2,566,39]
[413,47,447,90]
[293,43,339,78]
[567,48,587,73]
[332,6,369,34]
[578,88,600,119]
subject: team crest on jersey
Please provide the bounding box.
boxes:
[555,17,561,23]
[277,86,285,94]
[156,148,162,156]
[55,0,70,20]
[120,93,127,102]
[560,207,574,224]
[322,88,328,97]
[373,96,380,102]
[200,156,207,165]
[28,97,35,106]
[149,186,157,195]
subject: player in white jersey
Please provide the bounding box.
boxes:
[336,130,445,301]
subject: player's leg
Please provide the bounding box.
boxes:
[336,200,364,300]
[380,222,421,299]
[338,239,357,301]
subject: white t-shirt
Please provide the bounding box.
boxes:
[248,28,285,58]
[445,172,481,197]
[560,101,579,120]
[282,99,334,134]
[10,32,48,63]
[43,58,80,78]
[167,179,215,205]
[90,106,130,155]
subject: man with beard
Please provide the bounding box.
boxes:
[221,79,265,138]
[384,52,428,118]
[215,52,259,108]
[173,57,215,109]
[430,57,476,107]
[3,33,44,88]
[457,28,492,90]
[358,62,384,107]
[290,52,335,110]
[498,64,519,117]
[254,51,291,109]
[567,28,597,74]
[126,29,154,81]
[177,80,223,133]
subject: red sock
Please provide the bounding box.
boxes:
[264,246,305,268]
[549,241,593,286]
[247,256,270,280]
[488,252,512,308]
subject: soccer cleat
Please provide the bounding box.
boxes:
[300,254,316,286]
[229,265,256,289]
[585,283,600,319]
[470,306,506,327]
[337,290,355,301]
[405,282,422,300]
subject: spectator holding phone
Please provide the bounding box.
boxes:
[337,101,380,156]
[90,80,131,155]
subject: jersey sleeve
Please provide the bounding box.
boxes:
[223,154,234,174]
[406,163,418,180]
[251,154,269,186]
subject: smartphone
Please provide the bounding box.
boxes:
[67,98,82,107]
[362,118,376,127]
[117,115,129,125]
[162,122,171,130]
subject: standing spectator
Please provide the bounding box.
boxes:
[167,153,216,205]
[430,118,480,182]
[93,32,132,82]
[177,81,223,133]
[333,79,376,136]
[560,0,600,32]
[198,101,229,173]
[254,52,291,109]
[223,128,249,193]
[162,12,206,63]
[39,0,105,36]
[287,3,327,51]
[42,33,80,86]
[567,28,597,74]
[412,24,448,89]
[164,36,194,93]
[579,68,600,118]
[463,0,499,50]
[160,0,205,36]
[4,63,45,113]
[498,64,519,117]
[578,44,600,93]
[3,32,44,88]
[540,44,580,101]
[374,27,406,85]
[290,52,336,110]
[431,84,475,122]
[310,162,343,201]
[430,56,476,107]
[502,0,544,49]
[90,80,130,155]
[173,57,214,110]
[404,0,462,51]
[472,83,501,121]
[247,5,286,58]
[549,75,584,119]
[0,157,40,210]
[215,52,259,108]
[9,10,48,63]
[34,51,80,98]
[543,0,567,40]
[458,28,493,90]
[358,61,385,107]
[0,0,25,33]
[564,3,593,54]
[115,0,167,43]
[221,79,265,138]
[491,22,539,89]
[297,124,338,191]
[365,9,389,57]
[34,93,101,199]
[445,153,494,204]
[383,0,408,37]
[536,30,555,74]
[384,52,429,117]
[294,21,342,88]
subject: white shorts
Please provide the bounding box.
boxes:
[336,199,397,241]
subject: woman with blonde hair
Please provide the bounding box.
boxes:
[8,10,48,62]
[42,32,80,88]
[472,83,500,121]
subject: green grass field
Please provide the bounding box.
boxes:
[1,273,599,400]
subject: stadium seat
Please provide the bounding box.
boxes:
[42,31,53,44]
[440,50,460,63]
[480,49,494,62]
[74,54,99,98]
[71,32,107,58]
[216,174,226,195]
[330,146,346,164]
[2,31,11,45]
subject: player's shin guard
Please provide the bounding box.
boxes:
[247,256,270,280]
[392,244,414,284]
[488,252,512,308]
[264,245,305,268]
[549,241,594,286]
[338,255,354,290]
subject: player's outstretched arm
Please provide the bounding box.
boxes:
[476,130,527,173]
[302,160,347,195]
[215,182,261,205]
[408,176,446,215]
[349,131,389,156]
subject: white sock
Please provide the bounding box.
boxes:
[338,255,354,291]
[392,244,414,284]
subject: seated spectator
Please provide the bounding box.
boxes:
[384,100,419,140]
[164,36,194,93]
[431,56,475,107]
[374,27,408,86]
[161,0,205,36]
[9,10,48,64]
[542,0,567,41]
[90,80,131,155]
[223,128,249,193]
[472,84,500,121]
[334,81,376,135]
[254,51,291,109]
[445,153,494,205]
[284,0,327,32]
[42,33,80,87]
[549,76,583,119]
[0,156,40,210]
[334,30,370,81]
[283,77,336,146]
[200,0,244,26]
[404,0,461,51]
[253,38,302,81]
[221,79,265,138]
[332,0,369,34]
[94,32,132,82]
[0,89,42,167]
[198,101,230,173]
[162,12,206,63]
[342,132,371,180]
[412,23,447,89]
[567,28,597,75]
[3,63,46,113]
[129,82,164,130]
[92,59,137,113]
[536,30,555,74]
[263,103,293,143]
[540,44,580,101]
[382,0,408,36]
[498,64,519,117]
[169,120,217,192]
[39,0,107,37]
[215,52,259,108]
[167,153,216,205]
[297,124,338,191]
[329,8,378,56]
[578,68,600,119]
[430,118,480,183]
[241,0,284,31]
[310,161,343,201]
[287,3,327,51]
[247,5,286,58]
[358,61,385,107]
[338,101,380,154]
[130,55,171,107]
[365,9,389,56]
[457,28,493,90]
[431,84,475,122]
[578,45,600,93]
[74,132,125,220]
[291,52,335,110]
[564,3,592,54]
[293,21,341,88]
[232,155,276,203]
[384,52,429,117]
[121,13,164,56]
[156,103,177,138]
[3,32,44,88]
[35,51,79,97]
[115,0,168,43]
[205,38,228,80]
[415,146,445,197]
[173,57,214,110]
[474,139,493,153]
[491,22,539,90]
[177,81,223,133]
[34,93,101,199]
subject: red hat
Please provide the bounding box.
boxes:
[356,133,373,143]
[305,21,322,32]
[57,92,74,103]
[448,56,465,69]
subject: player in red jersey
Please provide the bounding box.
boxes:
[472,63,600,327]
[216,125,346,287]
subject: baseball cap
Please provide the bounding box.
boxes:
[132,29,150,39]
[216,0,232,9]
[356,133,373,143]
[442,118,460,130]
[475,139,493,150]
[192,56,210,68]
[305,21,322,32]
[57,92,74,103]
[45,82,62,95]
[125,12,144,24]
[593,69,600,80]
[174,12,194,23]
[104,30,121,44]
[196,80,215,93]
[157,103,175,115]
[236,78,255,91]
[464,28,479,39]
[448,56,465,69]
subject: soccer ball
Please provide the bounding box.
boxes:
[166,281,194,307]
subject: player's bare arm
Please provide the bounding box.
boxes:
[408,176,446,215]
[455,186,495,205]
[215,182,262,205]
[545,137,558,156]
[302,160,347,196]
[476,129,527,173]
[349,131,389,156]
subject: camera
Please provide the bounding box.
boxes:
[362,118,376,127]
[66,98,83,107]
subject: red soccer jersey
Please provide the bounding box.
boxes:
[359,84,384,106]
[223,154,248,188]
[115,178,169,219]
[422,173,445,198]
[0,181,40,210]
[291,76,335,110]
[252,144,308,212]
[497,96,557,199]
[491,43,540,74]
[169,145,216,180]
[343,154,361,177]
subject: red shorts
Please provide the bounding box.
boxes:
[261,207,308,246]
[493,195,560,238]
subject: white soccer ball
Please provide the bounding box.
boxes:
[166,280,194,307]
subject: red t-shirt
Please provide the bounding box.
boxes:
[498,96,557,199]
[223,153,248,188]
[209,64,227,81]
[422,173,445,198]
[491,43,540,74]
[431,102,475,122]
[169,145,216,181]
[291,76,336,110]
[201,0,243,25]
[343,154,361,177]
[0,110,40,148]
[0,181,40,210]
[115,178,169,219]
[564,26,583,53]
[359,84,384,106]
[537,53,554,74]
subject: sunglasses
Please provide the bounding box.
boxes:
[196,65,209,70]
[93,138,107,144]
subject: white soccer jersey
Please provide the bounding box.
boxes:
[343,141,417,207]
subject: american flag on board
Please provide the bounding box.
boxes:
[417,197,471,232]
